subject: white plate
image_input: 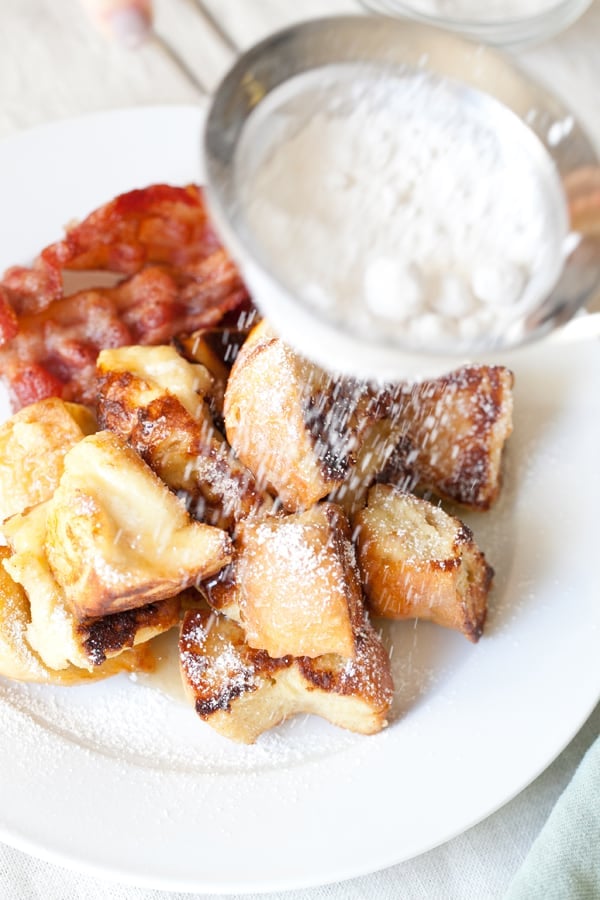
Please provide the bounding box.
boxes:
[0,106,598,894]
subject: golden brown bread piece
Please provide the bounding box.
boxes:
[224,321,349,511]
[384,365,514,511]
[224,321,405,512]
[354,484,492,642]
[42,430,231,619]
[97,345,272,530]
[179,606,393,743]
[0,543,52,681]
[0,398,96,523]
[205,503,364,660]
[97,344,215,421]
[328,388,405,517]
[0,535,170,679]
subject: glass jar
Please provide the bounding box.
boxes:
[359,0,593,48]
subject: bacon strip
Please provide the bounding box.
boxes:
[0,258,63,323]
[0,185,251,410]
[0,288,19,344]
[0,184,222,335]
[41,184,221,274]
[0,251,249,410]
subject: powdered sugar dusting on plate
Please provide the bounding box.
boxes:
[0,629,363,776]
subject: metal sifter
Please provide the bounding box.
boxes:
[203,15,600,380]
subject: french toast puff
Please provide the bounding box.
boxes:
[175,316,259,418]
[0,397,96,523]
[179,607,394,744]
[225,323,513,516]
[224,321,402,513]
[42,430,231,620]
[384,365,514,511]
[96,344,272,530]
[188,502,394,742]
[205,502,365,660]
[354,485,493,642]
[0,395,185,679]
[224,320,347,510]
[0,541,174,680]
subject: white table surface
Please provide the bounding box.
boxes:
[0,1,598,898]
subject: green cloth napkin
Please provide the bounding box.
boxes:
[505,733,600,899]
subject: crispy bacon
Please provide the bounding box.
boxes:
[119,251,249,344]
[41,184,221,274]
[9,363,66,409]
[0,258,63,317]
[0,184,251,410]
[0,288,19,344]
[0,251,249,409]
[0,184,221,334]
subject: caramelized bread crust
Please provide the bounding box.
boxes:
[179,607,393,743]
[354,484,493,641]
[175,323,258,418]
[385,365,514,511]
[77,596,182,666]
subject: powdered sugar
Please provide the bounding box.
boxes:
[0,654,361,776]
[238,65,567,353]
